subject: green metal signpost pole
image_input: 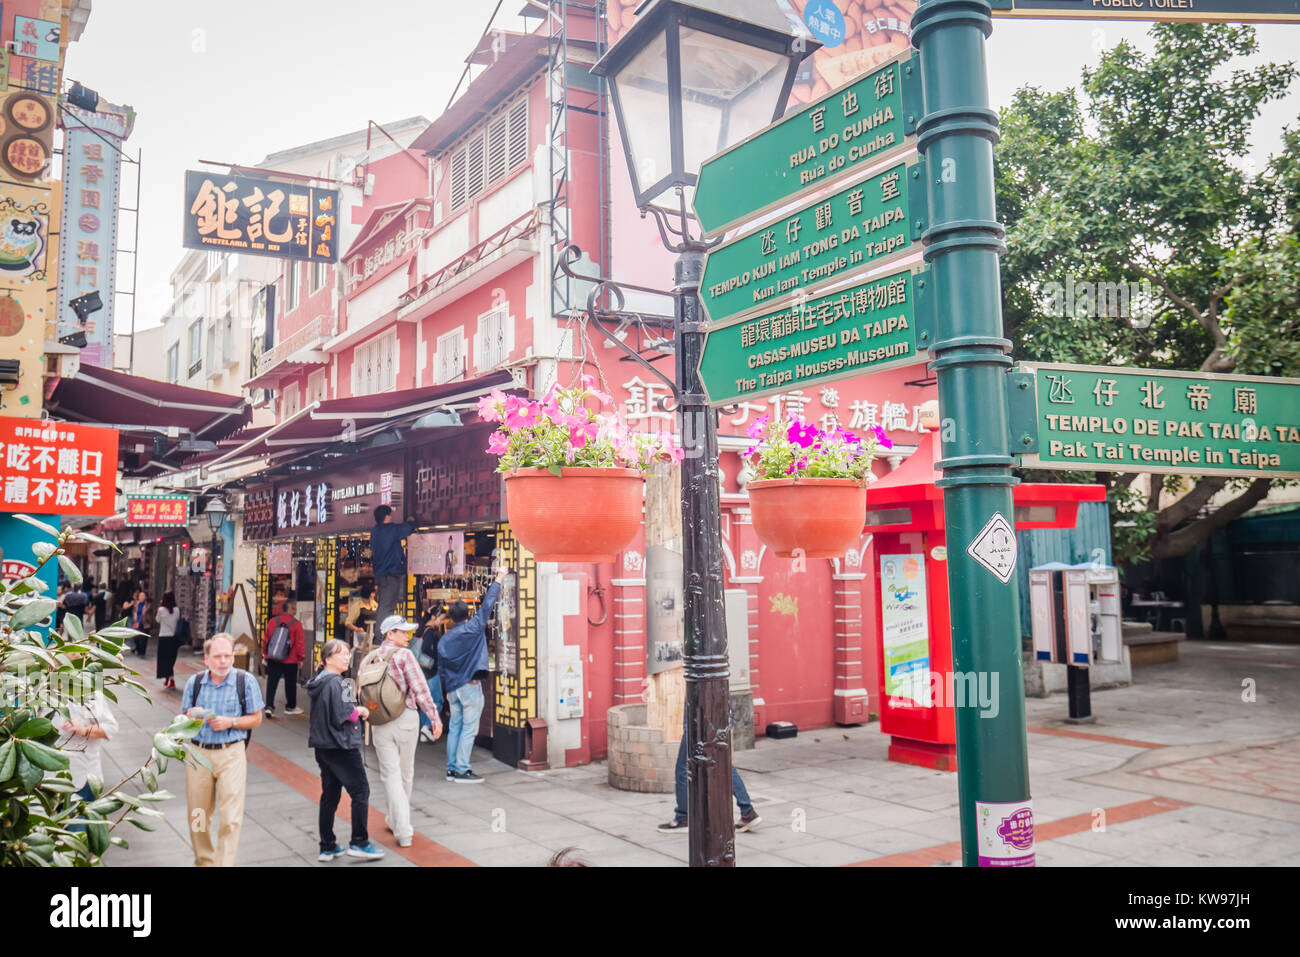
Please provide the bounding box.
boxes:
[912,0,1033,866]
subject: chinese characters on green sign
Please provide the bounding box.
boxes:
[699,158,924,326]
[692,51,917,237]
[1021,363,1300,478]
[698,267,930,406]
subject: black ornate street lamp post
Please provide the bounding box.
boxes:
[592,0,816,867]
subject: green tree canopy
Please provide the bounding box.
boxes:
[996,23,1298,563]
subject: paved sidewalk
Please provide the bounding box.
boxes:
[96,639,1300,867]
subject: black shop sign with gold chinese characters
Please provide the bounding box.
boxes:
[182,170,339,263]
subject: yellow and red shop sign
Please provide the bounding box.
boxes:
[125,495,190,527]
[0,415,118,516]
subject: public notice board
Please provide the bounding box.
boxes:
[699,157,923,326]
[1020,363,1300,479]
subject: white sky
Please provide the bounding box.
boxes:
[62,1,1299,335]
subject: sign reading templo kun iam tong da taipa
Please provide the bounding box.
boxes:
[1020,363,1300,478]
[699,158,924,327]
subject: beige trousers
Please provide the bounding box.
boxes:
[370,709,419,843]
[185,742,248,867]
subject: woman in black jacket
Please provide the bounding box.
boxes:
[306,639,383,861]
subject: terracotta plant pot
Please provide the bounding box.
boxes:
[504,467,645,562]
[747,477,867,559]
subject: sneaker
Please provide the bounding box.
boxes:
[317,845,345,862]
[420,726,437,744]
[657,817,688,833]
[446,769,457,780]
[397,836,413,848]
[283,706,304,716]
[263,708,276,719]
[451,770,485,785]
[735,809,762,833]
[347,842,385,861]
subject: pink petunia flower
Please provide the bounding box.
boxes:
[872,425,894,451]
[478,389,506,423]
[486,431,510,455]
[746,415,769,440]
[569,420,598,449]
[505,401,541,430]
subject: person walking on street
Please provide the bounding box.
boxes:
[657,691,761,833]
[155,591,182,689]
[369,505,415,624]
[263,598,306,717]
[181,634,264,867]
[364,615,441,847]
[61,580,90,625]
[437,565,507,784]
[308,639,384,861]
[56,690,119,832]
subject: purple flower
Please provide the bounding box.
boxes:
[787,421,818,448]
[746,415,770,440]
[872,425,894,450]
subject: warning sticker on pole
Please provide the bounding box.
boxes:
[976,799,1035,867]
[966,512,1017,584]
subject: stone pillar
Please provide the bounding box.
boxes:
[832,563,870,725]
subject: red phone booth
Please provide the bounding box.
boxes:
[864,433,1105,770]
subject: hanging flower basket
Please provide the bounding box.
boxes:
[742,415,891,560]
[504,467,645,562]
[480,377,683,564]
[747,477,868,559]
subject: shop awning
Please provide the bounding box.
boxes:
[45,365,250,477]
[204,371,518,471]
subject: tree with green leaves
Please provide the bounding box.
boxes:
[996,23,1298,564]
[0,515,209,866]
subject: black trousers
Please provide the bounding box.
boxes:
[315,747,369,851]
[265,661,298,709]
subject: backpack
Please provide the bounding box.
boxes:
[355,645,406,726]
[265,615,293,662]
[175,616,191,644]
[186,669,253,745]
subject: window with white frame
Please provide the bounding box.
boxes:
[447,95,529,213]
[475,303,511,371]
[166,343,179,383]
[352,329,397,397]
[282,382,301,419]
[434,328,466,384]
[312,260,327,293]
[206,322,219,372]
[187,319,203,376]
[286,262,299,312]
[306,369,328,405]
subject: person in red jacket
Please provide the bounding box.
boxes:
[263,599,307,717]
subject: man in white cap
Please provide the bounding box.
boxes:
[367,614,442,848]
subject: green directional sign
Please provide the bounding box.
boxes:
[699,157,924,327]
[699,267,931,408]
[988,0,1300,22]
[1018,363,1300,478]
[693,51,919,238]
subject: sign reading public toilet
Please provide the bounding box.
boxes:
[988,0,1300,22]
[699,158,924,326]
[1020,363,1300,478]
[693,50,918,237]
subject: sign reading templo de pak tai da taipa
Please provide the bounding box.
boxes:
[1020,363,1300,479]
